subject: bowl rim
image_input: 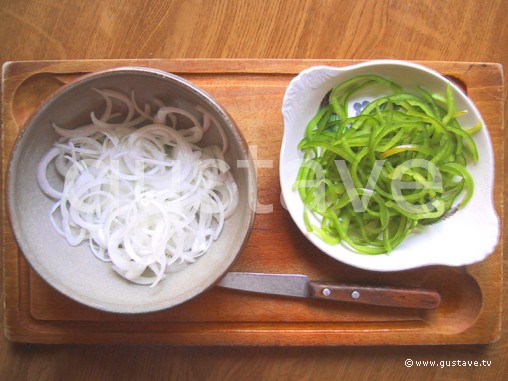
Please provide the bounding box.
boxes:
[6,66,257,313]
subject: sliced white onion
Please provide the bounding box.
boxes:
[37,89,239,287]
[196,105,229,153]
[37,147,63,198]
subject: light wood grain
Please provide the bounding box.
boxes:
[1,0,508,380]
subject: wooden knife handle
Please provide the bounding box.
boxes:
[308,281,441,309]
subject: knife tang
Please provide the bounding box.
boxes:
[308,281,441,309]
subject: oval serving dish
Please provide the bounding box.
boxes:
[280,60,499,271]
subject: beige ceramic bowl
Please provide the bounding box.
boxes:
[7,67,256,314]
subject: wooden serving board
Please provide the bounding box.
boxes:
[1,59,504,345]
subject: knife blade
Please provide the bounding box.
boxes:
[217,272,441,309]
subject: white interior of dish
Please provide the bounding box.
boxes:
[280,60,499,271]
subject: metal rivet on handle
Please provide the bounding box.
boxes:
[322,288,331,297]
[351,290,361,299]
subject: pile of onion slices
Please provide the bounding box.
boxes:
[37,88,239,286]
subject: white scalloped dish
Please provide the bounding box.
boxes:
[280,60,499,271]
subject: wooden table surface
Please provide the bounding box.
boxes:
[1,0,507,380]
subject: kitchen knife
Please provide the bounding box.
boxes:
[217,272,441,309]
